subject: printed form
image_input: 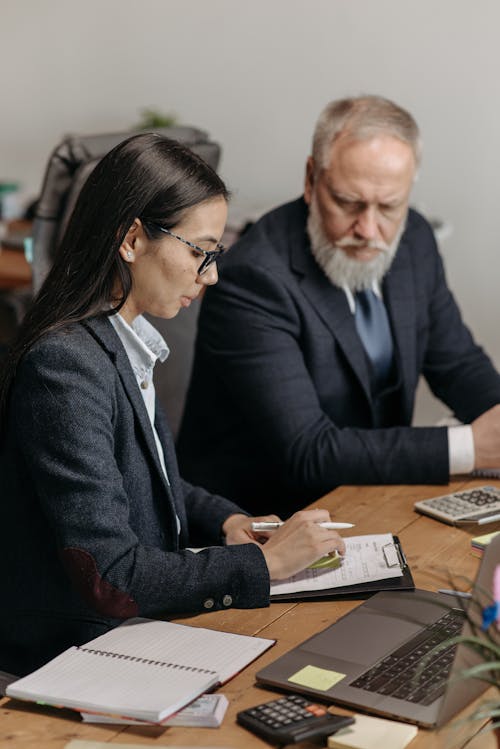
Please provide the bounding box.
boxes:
[270,533,402,596]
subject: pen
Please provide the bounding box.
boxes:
[477,513,500,525]
[251,521,355,531]
[437,589,472,599]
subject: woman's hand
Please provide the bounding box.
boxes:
[222,513,282,545]
[260,508,346,580]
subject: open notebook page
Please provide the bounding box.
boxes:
[85,618,273,683]
[7,619,274,722]
[7,645,216,722]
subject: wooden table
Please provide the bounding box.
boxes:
[1,478,499,748]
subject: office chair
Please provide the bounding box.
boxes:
[31,126,221,437]
[0,670,18,696]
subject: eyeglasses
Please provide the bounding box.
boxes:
[154,225,227,275]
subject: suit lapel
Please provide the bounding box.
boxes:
[289,223,372,402]
[82,317,175,503]
[288,203,417,410]
[155,409,189,546]
[382,238,417,417]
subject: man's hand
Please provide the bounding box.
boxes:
[471,404,500,468]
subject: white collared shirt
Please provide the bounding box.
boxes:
[343,284,475,475]
[342,280,382,315]
[109,312,171,484]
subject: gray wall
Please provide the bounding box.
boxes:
[3,0,499,422]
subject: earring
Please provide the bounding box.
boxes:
[126,251,133,260]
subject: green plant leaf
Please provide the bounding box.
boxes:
[133,108,178,130]
[458,660,500,680]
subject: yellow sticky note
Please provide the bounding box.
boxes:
[472,530,500,545]
[288,665,346,691]
[308,552,341,570]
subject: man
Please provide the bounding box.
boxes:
[177,96,500,517]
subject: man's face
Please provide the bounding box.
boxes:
[304,134,416,263]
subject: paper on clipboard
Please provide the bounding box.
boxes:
[270,534,403,597]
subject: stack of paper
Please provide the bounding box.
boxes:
[471,530,500,558]
[80,693,228,726]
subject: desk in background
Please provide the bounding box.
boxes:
[0,221,32,290]
[0,247,31,290]
[0,222,32,348]
[1,478,498,749]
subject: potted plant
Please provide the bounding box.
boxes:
[133,108,178,130]
[426,565,500,746]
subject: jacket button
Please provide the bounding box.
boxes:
[222,595,232,607]
[203,598,215,609]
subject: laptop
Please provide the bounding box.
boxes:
[256,535,500,728]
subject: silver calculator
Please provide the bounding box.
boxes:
[414,485,500,525]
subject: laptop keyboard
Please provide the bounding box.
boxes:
[350,609,465,706]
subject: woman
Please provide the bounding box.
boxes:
[0,134,344,676]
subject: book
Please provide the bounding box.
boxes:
[327,713,418,749]
[471,530,500,558]
[270,534,414,600]
[6,618,273,724]
[80,693,228,726]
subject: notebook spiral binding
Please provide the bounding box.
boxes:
[78,647,217,675]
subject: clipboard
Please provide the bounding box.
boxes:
[270,536,414,602]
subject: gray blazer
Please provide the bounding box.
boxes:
[0,316,269,675]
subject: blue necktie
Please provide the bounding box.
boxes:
[354,289,394,390]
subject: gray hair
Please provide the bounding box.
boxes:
[311,95,421,170]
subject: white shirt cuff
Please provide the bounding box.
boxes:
[448,425,475,475]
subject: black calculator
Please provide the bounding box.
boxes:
[237,693,354,744]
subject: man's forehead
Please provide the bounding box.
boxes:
[321,173,410,203]
[327,131,414,165]
[319,135,416,194]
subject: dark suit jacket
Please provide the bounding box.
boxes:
[177,198,500,516]
[0,316,269,675]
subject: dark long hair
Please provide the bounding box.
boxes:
[0,133,228,429]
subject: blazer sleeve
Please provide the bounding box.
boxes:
[13,335,270,619]
[418,235,500,421]
[180,479,249,546]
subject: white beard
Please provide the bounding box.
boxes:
[306,195,406,292]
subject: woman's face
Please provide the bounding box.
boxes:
[119,196,228,324]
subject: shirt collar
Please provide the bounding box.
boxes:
[109,313,169,380]
[343,279,382,315]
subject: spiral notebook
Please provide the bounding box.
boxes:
[6,618,274,723]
